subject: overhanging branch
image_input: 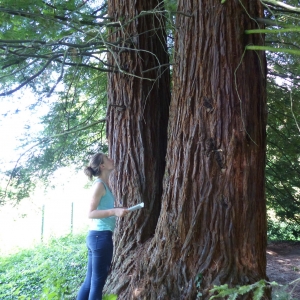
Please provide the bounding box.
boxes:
[41,118,106,140]
[262,0,300,14]
[0,56,57,96]
[0,7,109,27]
[246,45,300,56]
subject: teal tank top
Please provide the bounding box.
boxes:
[89,179,116,232]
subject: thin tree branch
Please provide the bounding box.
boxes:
[262,0,300,13]
[246,45,300,56]
[39,118,107,141]
[0,39,107,49]
[3,138,50,201]
[141,63,173,74]
[266,41,300,50]
[0,7,109,27]
[56,60,115,71]
[91,3,107,15]
[47,49,68,97]
[0,56,57,96]
[246,27,300,34]
[0,58,39,78]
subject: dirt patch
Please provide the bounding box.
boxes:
[267,241,300,299]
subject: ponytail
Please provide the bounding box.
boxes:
[84,153,104,180]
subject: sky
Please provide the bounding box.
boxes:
[0,89,48,168]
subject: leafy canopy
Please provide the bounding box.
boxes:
[0,0,111,202]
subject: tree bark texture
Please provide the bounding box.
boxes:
[106,0,268,299]
[105,0,171,295]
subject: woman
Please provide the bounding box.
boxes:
[77,153,128,300]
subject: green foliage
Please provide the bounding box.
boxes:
[0,233,87,299]
[272,284,297,300]
[209,280,277,300]
[0,232,119,299]
[0,0,111,203]
[266,75,300,227]
[263,0,300,227]
[0,0,110,96]
[209,278,300,300]
[3,68,109,203]
[195,272,203,299]
[268,217,300,240]
[103,294,118,300]
[271,278,300,300]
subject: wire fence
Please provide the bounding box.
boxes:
[0,198,89,254]
[40,201,88,242]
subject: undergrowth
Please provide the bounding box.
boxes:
[1,231,299,299]
[206,278,300,300]
[0,232,87,299]
[268,218,300,241]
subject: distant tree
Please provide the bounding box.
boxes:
[259,0,300,231]
[266,74,300,227]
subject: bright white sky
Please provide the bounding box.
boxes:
[0,89,49,169]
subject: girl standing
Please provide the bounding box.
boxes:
[77,153,128,300]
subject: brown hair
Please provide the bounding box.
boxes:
[84,153,105,180]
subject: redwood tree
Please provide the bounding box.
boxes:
[107,0,268,299]
[106,0,171,281]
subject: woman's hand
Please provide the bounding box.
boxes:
[113,207,129,217]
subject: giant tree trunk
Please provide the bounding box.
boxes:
[105,0,171,294]
[107,0,268,299]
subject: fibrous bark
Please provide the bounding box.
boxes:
[105,0,170,295]
[106,0,268,299]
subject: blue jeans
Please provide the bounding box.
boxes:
[77,230,113,300]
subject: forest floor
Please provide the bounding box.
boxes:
[267,241,300,299]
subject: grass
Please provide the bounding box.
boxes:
[0,232,87,299]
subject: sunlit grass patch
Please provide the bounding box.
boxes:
[0,232,87,299]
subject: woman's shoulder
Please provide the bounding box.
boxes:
[94,178,109,189]
[92,179,106,190]
[93,178,102,183]
[91,180,106,198]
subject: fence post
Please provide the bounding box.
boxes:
[71,202,74,234]
[41,204,45,242]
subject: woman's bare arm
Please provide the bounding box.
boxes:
[88,182,128,218]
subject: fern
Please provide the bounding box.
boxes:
[209,280,278,300]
